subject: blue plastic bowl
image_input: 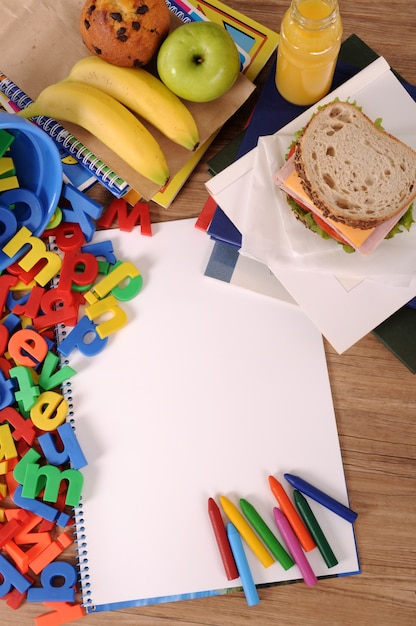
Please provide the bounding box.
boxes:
[0,111,62,270]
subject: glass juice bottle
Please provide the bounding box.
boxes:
[276,0,343,106]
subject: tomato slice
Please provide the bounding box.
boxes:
[313,213,349,245]
[287,144,296,159]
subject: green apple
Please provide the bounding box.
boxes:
[156,22,240,103]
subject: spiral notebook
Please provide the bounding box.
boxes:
[58,219,359,613]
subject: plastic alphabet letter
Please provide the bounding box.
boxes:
[131,200,152,236]
[12,485,70,528]
[1,312,21,335]
[0,129,14,156]
[9,365,40,413]
[92,260,143,302]
[0,424,17,462]
[0,357,12,380]
[2,227,62,286]
[0,552,32,597]
[4,510,52,570]
[0,324,9,356]
[35,601,85,626]
[30,391,68,431]
[52,222,85,252]
[33,290,78,331]
[45,206,62,230]
[97,197,152,235]
[8,327,48,367]
[0,370,15,411]
[96,197,125,229]
[27,561,77,603]
[2,538,30,575]
[57,249,99,294]
[13,447,41,484]
[0,156,15,177]
[0,188,43,233]
[61,183,103,242]
[39,422,87,470]
[29,532,73,575]
[85,293,128,338]
[0,516,29,549]
[21,463,84,507]
[2,588,27,610]
[11,285,45,319]
[1,518,51,575]
[6,258,48,286]
[0,407,36,445]
[6,291,30,317]
[0,273,19,315]
[56,315,108,357]
[38,352,76,392]
[0,176,19,192]
[81,239,116,265]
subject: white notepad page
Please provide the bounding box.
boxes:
[61,219,359,613]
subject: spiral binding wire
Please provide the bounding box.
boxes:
[73,499,94,609]
[57,325,94,608]
[50,236,94,609]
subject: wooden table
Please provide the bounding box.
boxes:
[1,1,415,624]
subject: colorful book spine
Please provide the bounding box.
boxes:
[0,71,129,198]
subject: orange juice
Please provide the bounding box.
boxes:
[276,0,342,105]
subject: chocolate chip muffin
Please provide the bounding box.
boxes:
[80,0,171,67]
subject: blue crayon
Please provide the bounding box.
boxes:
[226,523,260,606]
[284,473,358,523]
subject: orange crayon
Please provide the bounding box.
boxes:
[268,475,315,552]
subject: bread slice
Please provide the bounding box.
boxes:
[294,101,416,229]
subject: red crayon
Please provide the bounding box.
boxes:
[208,497,239,580]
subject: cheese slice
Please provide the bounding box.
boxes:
[284,169,375,248]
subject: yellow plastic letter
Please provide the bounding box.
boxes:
[30,391,68,431]
[2,226,62,286]
[85,294,127,339]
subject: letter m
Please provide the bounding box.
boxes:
[20,463,83,507]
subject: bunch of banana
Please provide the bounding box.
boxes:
[66,56,200,152]
[18,81,170,187]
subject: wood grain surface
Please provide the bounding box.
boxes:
[1,1,415,625]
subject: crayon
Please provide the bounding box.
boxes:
[227,523,260,606]
[273,508,317,587]
[294,490,338,568]
[268,476,316,552]
[284,473,358,523]
[239,498,294,570]
[207,498,239,580]
[219,496,274,568]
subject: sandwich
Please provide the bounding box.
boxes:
[274,101,416,254]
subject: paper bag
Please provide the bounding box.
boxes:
[0,0,255,198]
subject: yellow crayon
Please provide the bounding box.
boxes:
[219,496,274,568]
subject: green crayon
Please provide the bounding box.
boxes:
[240,498,294,570]
[294,490,338,568]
